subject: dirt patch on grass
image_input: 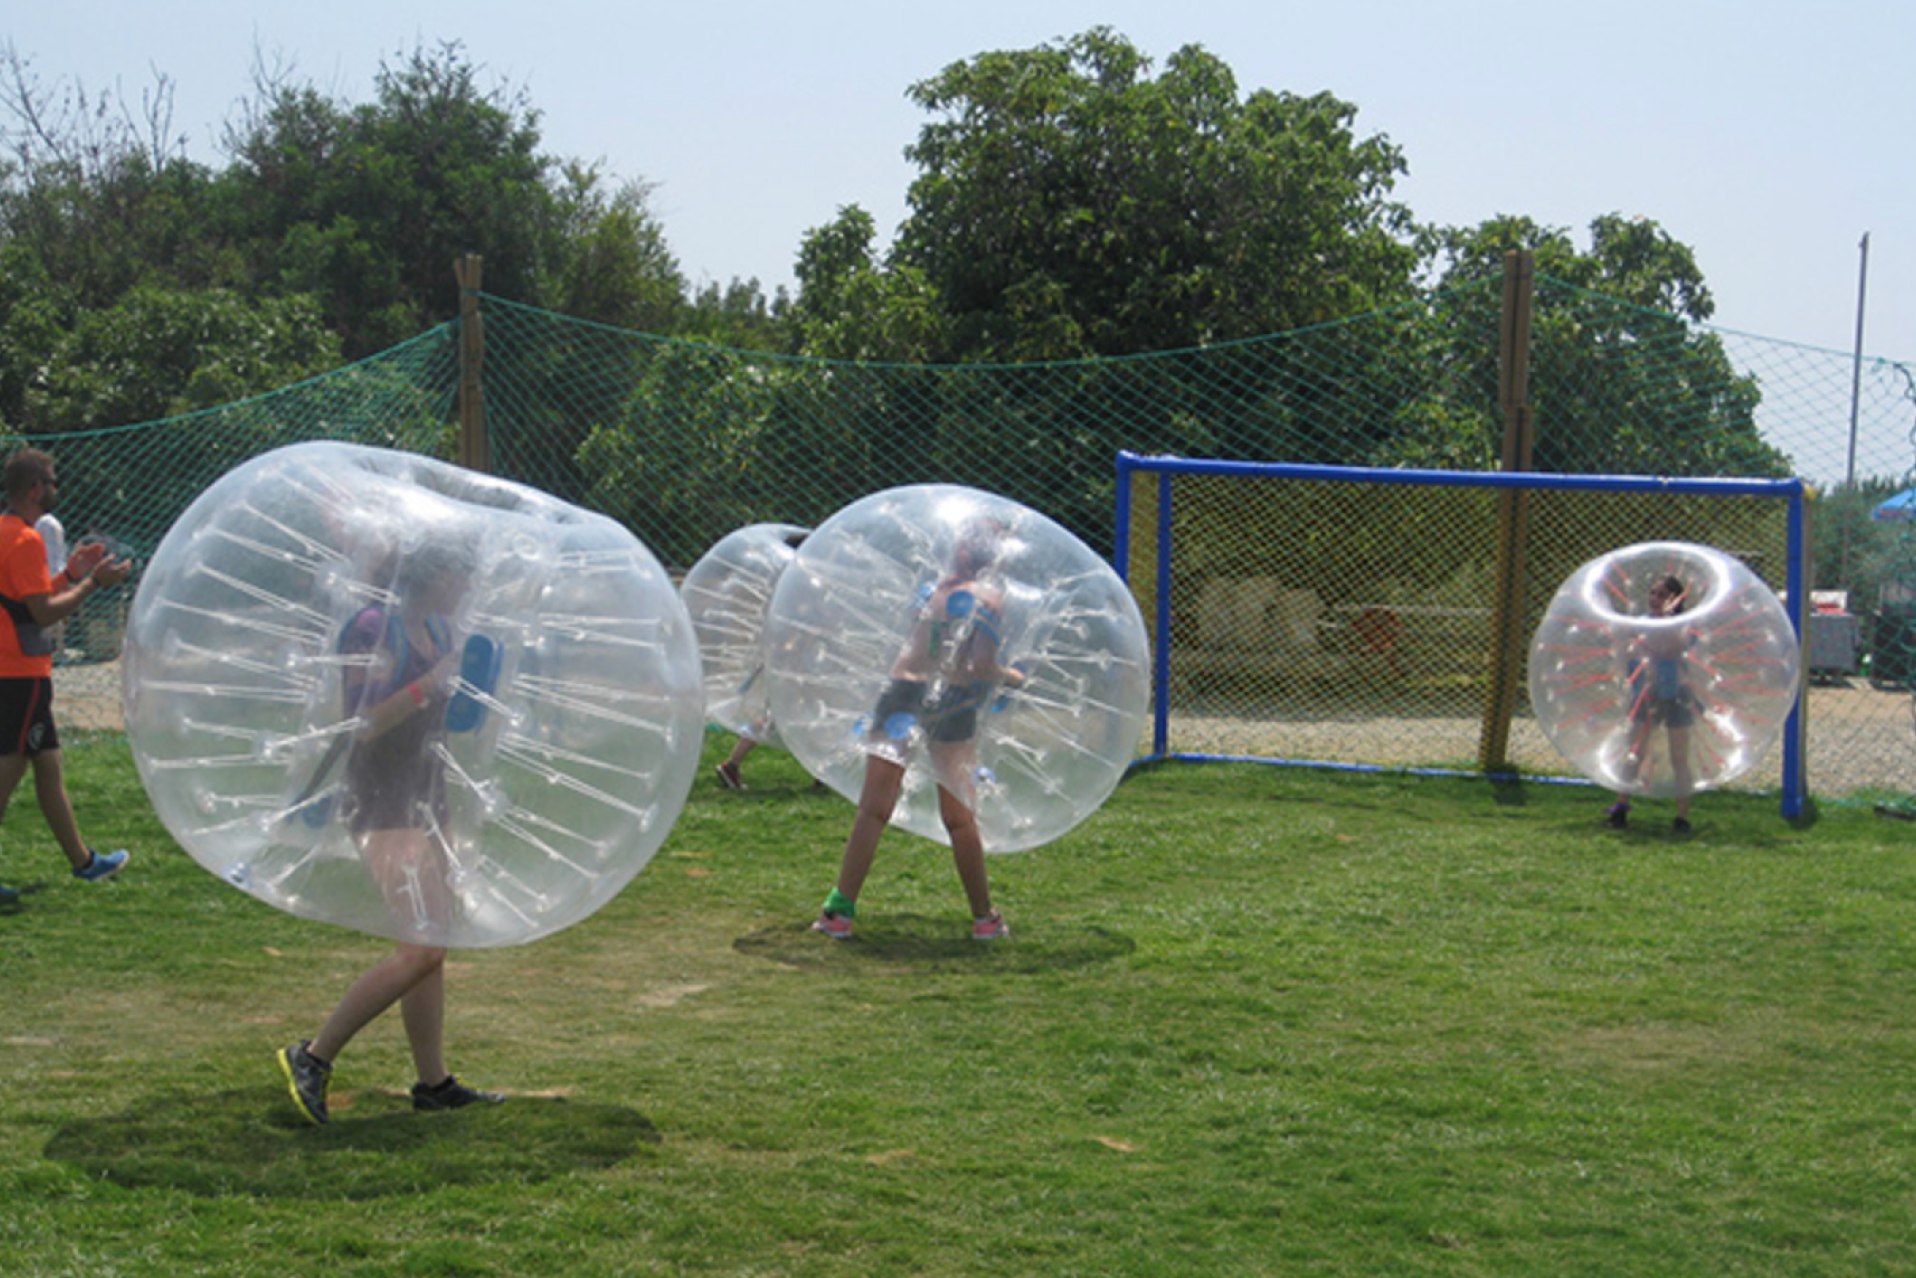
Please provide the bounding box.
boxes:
[1166,677,1913,799]
[54,660,126,732]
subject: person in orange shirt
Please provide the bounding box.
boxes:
[0,448,133,903]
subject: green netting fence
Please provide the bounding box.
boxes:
[16,269,1916,800]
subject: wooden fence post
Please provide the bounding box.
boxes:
[1479,250,1536,771]
[455,254,490,474]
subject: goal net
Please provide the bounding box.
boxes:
[1115,452,1808,812]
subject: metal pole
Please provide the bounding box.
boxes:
[1845,233,1870,489]
[1839,233,1869,591]
[1782,485,1809,817]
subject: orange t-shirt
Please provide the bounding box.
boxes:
[0,513,55,678]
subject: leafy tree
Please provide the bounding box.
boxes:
[789,205,944,361]
[0,238,66,427]
[2,38,690,439]
[220,42,557,356]
[1422,214,1788,478]
[23,284,338,430]
[1812,476,1908,607]
[0,47,273,433]
[542,163,685,333]
[890,27,1419,361]
[220,41,685,354]
[575,341,787,566]
[682,276,788,351]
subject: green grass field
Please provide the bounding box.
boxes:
[4,732,1914,1277]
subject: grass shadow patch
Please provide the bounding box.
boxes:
[2,877,52,902]
[44,1090,658,1199]
[1488,774,1530,806]
[733,914,1135,975]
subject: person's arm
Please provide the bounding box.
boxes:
[37,518,67,578]
[24,544,131,626]
[349,648,459,743]
[891,585,941,679]
[970,586,1027,687]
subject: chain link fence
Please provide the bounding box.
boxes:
[18,271,1915,801]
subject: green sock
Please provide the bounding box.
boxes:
[822,887,856,918]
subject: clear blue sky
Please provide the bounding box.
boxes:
[8,1,1911,366]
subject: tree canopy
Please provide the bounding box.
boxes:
[1425,214,1786,477]
[0,26,1791,504]
[890,27,1419,361]
[0,39,692,430]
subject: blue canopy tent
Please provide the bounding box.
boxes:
[1872,489,1916,520]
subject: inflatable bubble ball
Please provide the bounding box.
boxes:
[763,484,1151,852]
[121,441,705,948]
[680,523,809,746]
[1528,541,1801,797]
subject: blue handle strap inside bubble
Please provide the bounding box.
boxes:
[445,634,502,733]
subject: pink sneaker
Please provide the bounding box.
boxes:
[812,911,854,940]
[971,911,1010,941]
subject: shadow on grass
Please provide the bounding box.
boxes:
[1,878,51,907]
[1489,774,1529,806]
[44,1090,658,1199]
[734,914,1135,975]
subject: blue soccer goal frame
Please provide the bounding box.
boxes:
[1113,450,1811,819]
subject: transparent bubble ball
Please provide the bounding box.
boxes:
[120,441,705,948]
[679,523,808,747]
[764,484,1151,851]
[1528,541,1801,797]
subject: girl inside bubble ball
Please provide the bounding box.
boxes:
[714,528,811,792]
[277,539,503,1124]
[1604,573,1700,835]
[813,521,1029,941]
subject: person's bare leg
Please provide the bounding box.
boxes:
[311,828,450,1063]
[939,784,993,918]
[0,752,29,823]
[29,750,94,870]
[310,943,446,1064]
[1669,726,1694,823]
[834,755,906,902]
[399,954,450,1085]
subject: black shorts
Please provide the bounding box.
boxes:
[871,678,992,745]
[342,719,448,835]
[1640,695,1697,731]
[0,676,58,756]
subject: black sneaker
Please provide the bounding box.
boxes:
[0,881,19,905]
[277,1040,332,1125]
[1671,817,1693,835]
[1604,802,1630,830]
[412,1073,504,1111]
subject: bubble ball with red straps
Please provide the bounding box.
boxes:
[120,441,704,948]
[1528,541,1801,797]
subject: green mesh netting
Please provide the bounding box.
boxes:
[14,272,1914,799]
